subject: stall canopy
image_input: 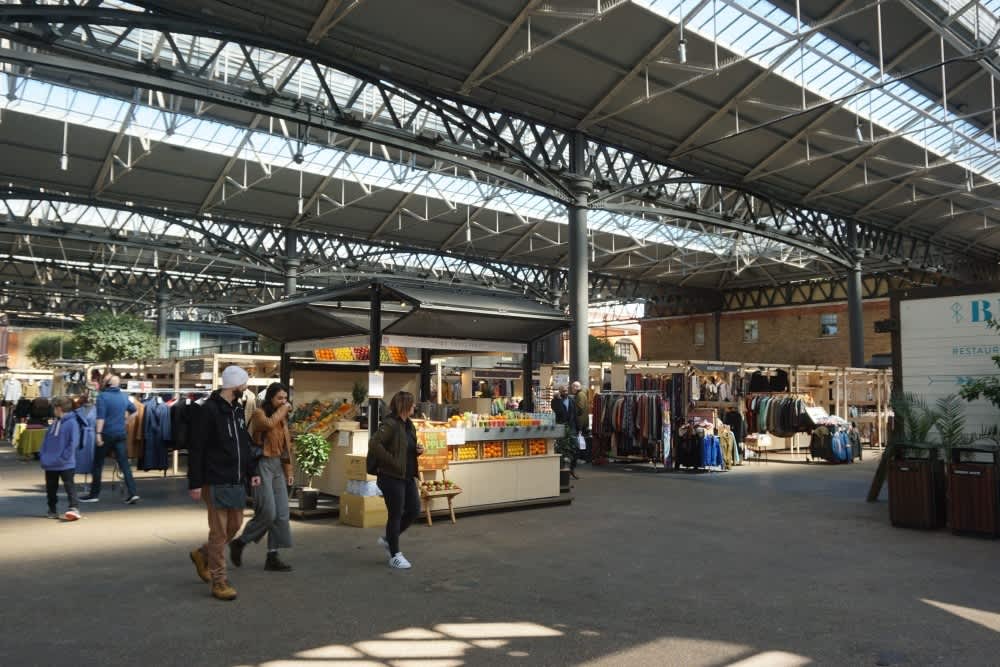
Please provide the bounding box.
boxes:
[228,280,570,345]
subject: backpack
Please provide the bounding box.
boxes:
[74,409,97,474]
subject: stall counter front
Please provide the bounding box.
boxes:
[313,424,561,511]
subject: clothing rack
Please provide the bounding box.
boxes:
[592,391,670,466]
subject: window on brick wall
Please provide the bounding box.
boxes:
[743,319,759,343]
[820,313,838,337]
[694,322,705,346]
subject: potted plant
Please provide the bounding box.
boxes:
[352,380,368,427]
[554,425,576,491]
[294,432,331,511]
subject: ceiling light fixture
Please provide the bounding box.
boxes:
[678,1,687,64]
[60,121,69,171]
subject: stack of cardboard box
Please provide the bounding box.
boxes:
[339,455,387,528]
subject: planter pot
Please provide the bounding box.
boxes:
[299,488,319,511]
[559,467,571,493]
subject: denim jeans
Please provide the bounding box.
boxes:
[90,433,136,497]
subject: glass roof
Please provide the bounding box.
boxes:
[638,0,1000,184]
[0,74,812,271]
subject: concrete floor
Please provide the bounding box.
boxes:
[1,446,998,667]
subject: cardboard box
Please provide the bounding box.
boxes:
[346,455,377,481]
[336,420,363,432]
[339,493,387,528]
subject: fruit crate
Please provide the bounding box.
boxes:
[482,441,504,459]
[529,440,548,456]
[453,444,481,462]
[505,440,527,457]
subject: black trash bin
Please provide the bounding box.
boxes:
[888,443,946,530]
[948,444,1000,538]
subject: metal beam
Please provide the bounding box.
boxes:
[741,31,936,183]
[460,0,542,95]
[576,1,712,130]
[91,100,137,196]
[669,0,856,157]
[306,0,344,44]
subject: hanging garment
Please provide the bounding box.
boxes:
[3,378,22,402]
[140,397,172,471]
[74,406,97,475]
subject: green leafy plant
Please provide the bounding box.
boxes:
[71,311,159,367]
[891,391,939,444]
[553,425,576,467]
[27,333,80,368]
[294,432,331,489]
[589,335,622,363]
[934,394,969,451]
[869,391,975,502]
[351,380,367,406]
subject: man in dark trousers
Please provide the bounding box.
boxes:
[550,386,572,425]
[188,366,260,601]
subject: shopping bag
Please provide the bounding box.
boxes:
[577,434,586,450]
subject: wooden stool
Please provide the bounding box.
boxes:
[418,466,461,526]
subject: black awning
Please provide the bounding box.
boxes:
[228,279,569,344]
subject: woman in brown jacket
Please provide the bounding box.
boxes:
[229,382,294,572]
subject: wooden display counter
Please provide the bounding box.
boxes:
[448,454,560,509]
[314,425,561,511]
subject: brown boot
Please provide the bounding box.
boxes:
[189,548,210,583]
[211,580,238,601]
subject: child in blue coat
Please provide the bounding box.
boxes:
[40,397,82,521]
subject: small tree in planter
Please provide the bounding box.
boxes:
[294,432,331,510]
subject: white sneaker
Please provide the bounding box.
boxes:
[125,495,140,505]
[64,508,81,521]
[377,536,391,557]
[388,552,412,569]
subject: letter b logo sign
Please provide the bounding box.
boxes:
[971,300,993,323]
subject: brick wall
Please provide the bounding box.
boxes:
[641,301,891,365]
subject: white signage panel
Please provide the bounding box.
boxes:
[900,292,1000,434]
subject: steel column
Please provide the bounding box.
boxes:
[157,279,169,357]
[568,132,591,387]
[847,221,865,368]
[285,229,299,297]
[521,342,534,412]
[420,348,432,403]
[368,281,382,439]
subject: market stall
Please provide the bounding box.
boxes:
[538,359,891,468]
[229,279,571,517]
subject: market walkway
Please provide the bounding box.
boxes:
[1,447,998,666]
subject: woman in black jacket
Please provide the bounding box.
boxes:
[368,390,423,569]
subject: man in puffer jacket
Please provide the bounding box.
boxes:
[187,366,260,601]
[40,397,82,521]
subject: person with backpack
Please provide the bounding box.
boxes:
[367,390,423,570]
[40,397,82,521]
